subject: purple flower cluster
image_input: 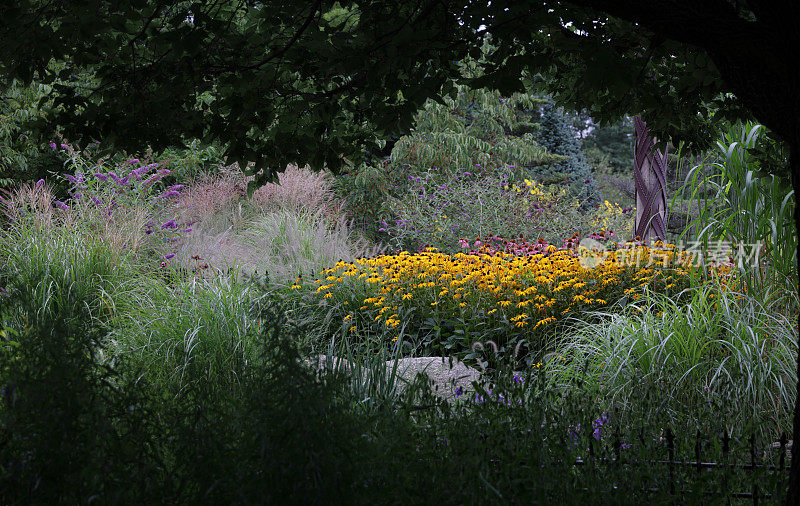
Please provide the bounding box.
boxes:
[454,384,522,407]
[54,140,192,264]
[568,412,629,449]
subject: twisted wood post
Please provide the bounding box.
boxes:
[634,116,668,243]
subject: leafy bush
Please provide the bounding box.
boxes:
[0,79,53,188]
[385,169,589,253]
[333,86,563,242]
[157,139,224,184]
[331,162,397,242]
[389,87,560,177]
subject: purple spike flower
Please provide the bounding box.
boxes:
[161,219,177,230]
[53,201,69,210]
[94,173,108,182]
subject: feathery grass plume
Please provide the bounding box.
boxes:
[1,179,58,228]
[251,164,337,214]
[176,171,244,225]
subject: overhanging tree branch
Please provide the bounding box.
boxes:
[238,0,323,71]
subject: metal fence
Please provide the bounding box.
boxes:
[572,427,790,503]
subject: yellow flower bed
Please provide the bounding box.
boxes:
[308,242,730,351]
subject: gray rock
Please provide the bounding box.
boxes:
[389,356,480,399]
[306,355,481,400]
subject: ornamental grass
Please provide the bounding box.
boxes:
[299,236,732,359]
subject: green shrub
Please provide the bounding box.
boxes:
[157,139,224,184]
[0,79,53,188]
[385,169,588,253]
[334,86,564,243]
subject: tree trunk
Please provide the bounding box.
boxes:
[788,136,800,504]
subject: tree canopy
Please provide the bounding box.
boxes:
[3,1,796,187]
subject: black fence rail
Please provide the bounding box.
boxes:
[567,427,791,503]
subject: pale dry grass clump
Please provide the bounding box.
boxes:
[239,208,382,282]
[1,181,59,228]
[175,207,383,284]
[1,180,162,259]
[250,165,335,213]
[177,171,246,224]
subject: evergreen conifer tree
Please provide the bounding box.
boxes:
[534,100,599,209]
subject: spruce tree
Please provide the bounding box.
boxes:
[534,100,600,209]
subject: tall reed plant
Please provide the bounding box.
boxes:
[676,123,796,299]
